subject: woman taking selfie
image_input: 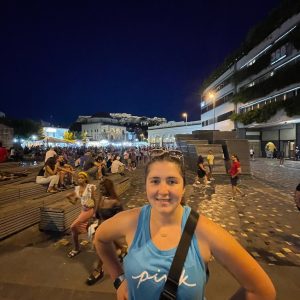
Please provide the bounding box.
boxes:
[94,153,275,299]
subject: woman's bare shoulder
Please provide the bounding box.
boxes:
[196,214,223,239]
[98,207,142,240]
[117,207,142,221]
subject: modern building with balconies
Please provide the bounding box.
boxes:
[200,5,300,157]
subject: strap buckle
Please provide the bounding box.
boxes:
[159,289,176,300]
[160,277,177,300]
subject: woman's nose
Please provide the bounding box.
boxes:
[158,182,169,194]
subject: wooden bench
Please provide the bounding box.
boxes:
[0,183,48,205]
[39,198,81,232]
[39,174,131,233]
[0,189,70,239]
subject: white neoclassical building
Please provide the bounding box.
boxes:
[148,121,202,147]
[82,123,127,142]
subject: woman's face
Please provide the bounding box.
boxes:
[78,175,87,184]
[231,155,236,162]
[146,161,185,214]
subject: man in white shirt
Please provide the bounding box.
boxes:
[45,147,57,162]
[111,156,125,174]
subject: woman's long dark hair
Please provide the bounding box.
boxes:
[45,156,56,170]
[231,154,240,162]
[102,178,119,200]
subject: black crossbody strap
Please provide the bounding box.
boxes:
[159,209,199,300]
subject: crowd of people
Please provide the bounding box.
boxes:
[33,146,152,192]
[7,142,300,298]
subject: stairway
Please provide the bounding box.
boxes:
[191,143,226,174]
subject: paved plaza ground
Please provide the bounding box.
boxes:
[0,158,300,299]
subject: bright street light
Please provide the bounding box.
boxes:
[182,112,188,125]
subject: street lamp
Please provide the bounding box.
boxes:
[182,112,188,125]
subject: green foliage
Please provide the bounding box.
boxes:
[284,95,300,116]
[81,130,88,143]
[38,127,45,139]
[234,94,300,125]
[63,131,75,141]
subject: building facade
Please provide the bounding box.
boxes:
[201,11,300,157]
[82,122,127,142]
[148,121,202,147]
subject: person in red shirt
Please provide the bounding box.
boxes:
[0,142,8,163]
[229,154,245,200]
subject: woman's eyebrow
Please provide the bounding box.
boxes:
[149,176,179,180]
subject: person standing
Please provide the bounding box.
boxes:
[206,150,215,180]
[295,146,300,161]
[278,150,285,167]
[0,142,8,163]
[67,172,96,258]
[193,154,209,187]
[94,152,275,299]
[249,148,255,161]
[229,154,245,200]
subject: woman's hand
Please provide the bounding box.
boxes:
[117,279,128,300]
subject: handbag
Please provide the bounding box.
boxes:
[159,209,199,300]
[85,198,95,208]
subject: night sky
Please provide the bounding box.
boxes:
[0,0,281,127]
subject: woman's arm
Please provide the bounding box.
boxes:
[91,185,96,201]
[197,216,276,300]
[94,208,139,279]
[66,191,78,204]
[45,165,58,176]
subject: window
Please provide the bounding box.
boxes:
[271,43,290,65]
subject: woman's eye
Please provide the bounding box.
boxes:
[150,179,160,184]
[168,179,177,185]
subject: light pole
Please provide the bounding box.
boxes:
[182,112,188,126]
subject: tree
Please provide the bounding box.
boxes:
[63,131,75,142]
[81,130,88,143]
[38,127,45,140]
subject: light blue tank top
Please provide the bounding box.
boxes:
[123,205,207,300]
